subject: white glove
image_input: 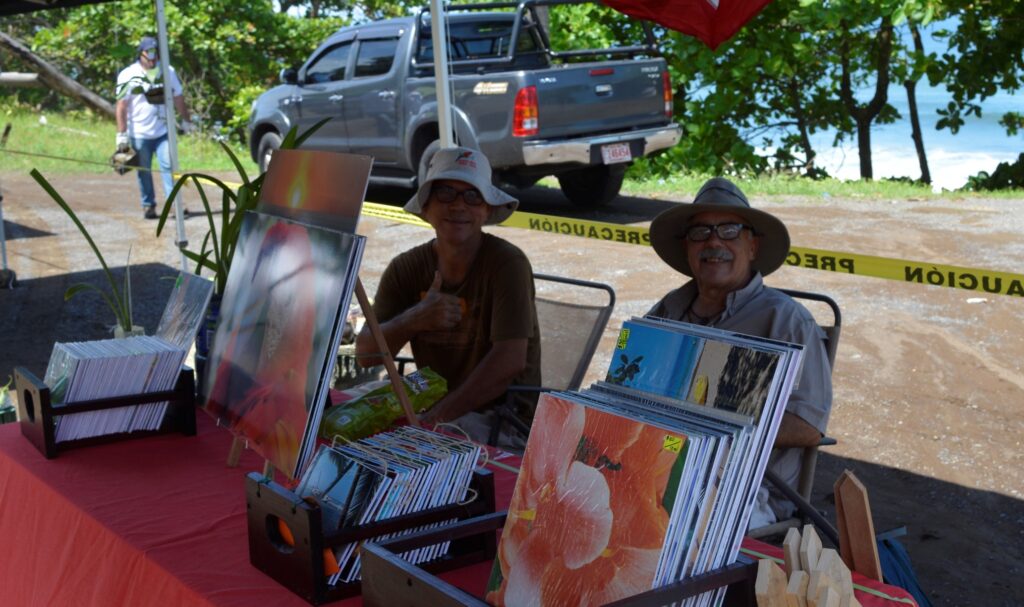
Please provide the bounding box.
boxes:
[115,132,130,152]
[179,119,195,135]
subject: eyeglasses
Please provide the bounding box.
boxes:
[432,184,484,206]
[684,222,754,242]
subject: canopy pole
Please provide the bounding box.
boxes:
[428,0,456,149]
[154,0,188,272]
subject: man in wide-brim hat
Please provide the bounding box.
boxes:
[355,147,540,447]
[648,177,833,526]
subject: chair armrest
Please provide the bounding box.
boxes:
[820,435,837,447]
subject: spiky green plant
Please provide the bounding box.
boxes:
[31,169,134,333]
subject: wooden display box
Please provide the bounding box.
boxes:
[13,365,196,459]
[361,512,759,607]
[245,468,498,605]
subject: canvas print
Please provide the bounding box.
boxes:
[258,148,372,233]
[606,321,704,399]
[155,272,215,350]
[688,341,779,417]
[203,211,359,477]
[487,392,689,607]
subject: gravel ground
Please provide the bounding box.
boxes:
[2,170,1022,606]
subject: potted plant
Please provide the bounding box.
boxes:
[31,170,142,338]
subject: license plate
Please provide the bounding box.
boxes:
[601,142,632,164]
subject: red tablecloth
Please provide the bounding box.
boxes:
[0,414,914,606]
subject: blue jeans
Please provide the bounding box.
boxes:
[132,134,174,209]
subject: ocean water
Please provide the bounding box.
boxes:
[808,86,1022,192]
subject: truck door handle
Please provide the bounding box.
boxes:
[329,94,344,102]
[378,90,396,100]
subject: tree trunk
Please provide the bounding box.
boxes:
[0,73,41,87]
[856,116,873,179]
[904,23,931,185]
[838,17,894,181]
[0,31,115,120]
[786,78,816,173]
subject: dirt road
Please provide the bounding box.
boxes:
[2,170,1021,605]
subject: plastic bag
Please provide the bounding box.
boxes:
[319,368,447,442]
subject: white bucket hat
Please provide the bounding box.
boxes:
[405,147,518,226]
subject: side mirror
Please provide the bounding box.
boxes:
[279,67,298,85]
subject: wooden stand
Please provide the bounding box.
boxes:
[245,468,497,605]
[361,511,758,607]
[13,365,196,459]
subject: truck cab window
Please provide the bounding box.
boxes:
[355,39,398,77]
[305,42,352,83]
[416,19,539,62]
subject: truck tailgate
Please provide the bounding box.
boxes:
[532,60,666,139]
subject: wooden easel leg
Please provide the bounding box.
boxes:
[227,436,244,468]
[355,278,420,428]
[262,459,274,479]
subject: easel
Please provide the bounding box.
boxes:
[225,277,421,478]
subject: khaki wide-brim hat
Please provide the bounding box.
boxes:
[649,177,790,277]
[405,146,518,226]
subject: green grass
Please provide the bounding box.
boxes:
[0,104,257,177]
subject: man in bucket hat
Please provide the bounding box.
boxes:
[355,147,540,446]
[648,177,833,526]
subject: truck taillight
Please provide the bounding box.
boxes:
[513,86,539,137]
[662,71,673,117]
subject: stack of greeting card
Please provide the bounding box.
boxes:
[487,317,804,607]
[294,427,481,586]
[43,272,214,442]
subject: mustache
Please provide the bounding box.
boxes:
[699,248,734,262]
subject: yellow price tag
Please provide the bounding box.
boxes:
[616,327,630,350]
[663,435,683,453]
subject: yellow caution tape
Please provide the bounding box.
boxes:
[361,202,1024,297]
[177,179,1023,297]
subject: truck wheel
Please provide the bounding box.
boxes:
[417,140,441,187]
[257,131,282,174]
[557,165,626,208]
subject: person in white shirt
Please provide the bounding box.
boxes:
[115,36,192,219]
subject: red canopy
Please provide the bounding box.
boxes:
[602,0,773,50]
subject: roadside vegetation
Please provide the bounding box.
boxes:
[7,103,1021,201]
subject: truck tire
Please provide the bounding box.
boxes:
[557,165,626,208]
[257,131,282,174]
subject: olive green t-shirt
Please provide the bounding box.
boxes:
[372,234,541,415]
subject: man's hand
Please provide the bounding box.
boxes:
[115,132,130,152]
[179,119,195,135]
[413,271,463,331]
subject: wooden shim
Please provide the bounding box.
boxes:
[834,470,853,567]
[809,584,840,607]
[755,559,789,607]
[783,526,802,576]
[835,471,883,581]
[799,524,822,572]
[785,570,809,607]
[355,278,420,427]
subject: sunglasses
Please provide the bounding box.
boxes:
[684,222,754,242]
[431,184,484,206]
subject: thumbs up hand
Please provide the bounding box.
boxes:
[414,271,463,331]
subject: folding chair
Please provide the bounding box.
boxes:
[486,273,616,446]
[748,288,842,539]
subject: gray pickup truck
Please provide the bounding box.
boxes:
[248,2,680,207]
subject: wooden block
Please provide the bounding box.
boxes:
[835,472,884,581]
[799,524,822,572]
[809,584,840,607]
[783,527,802,576]
[785,570,809,607]
[834,471,854,567]
[756,558,789,607]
